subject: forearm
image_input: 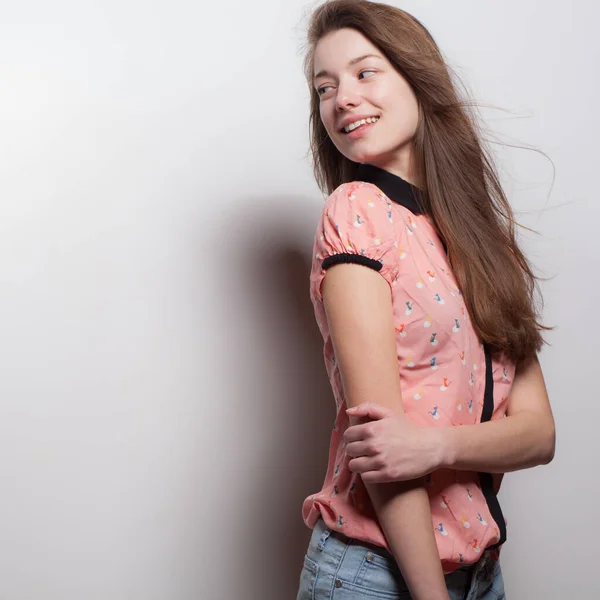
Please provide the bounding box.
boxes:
[365,480,449,600]
[440,412,555,473]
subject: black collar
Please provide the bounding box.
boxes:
[356,163,425,214]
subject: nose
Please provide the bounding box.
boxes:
[334,81,361,112]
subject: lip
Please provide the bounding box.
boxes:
[343,118,378,141]
[338,115,379,132]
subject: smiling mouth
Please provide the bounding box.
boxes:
[340,116,380,134]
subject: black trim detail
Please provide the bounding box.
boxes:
[322,253,383,272]
[479,344,507,550]
[481,346,495,423]
[355,163,425,214]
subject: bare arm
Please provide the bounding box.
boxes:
[439,354,556,473]
[323,263,449,600]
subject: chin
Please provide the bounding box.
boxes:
[342,146,380,165]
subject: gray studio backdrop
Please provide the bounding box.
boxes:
[0,0,597,598]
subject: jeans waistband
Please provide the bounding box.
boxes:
[314,516,479,575]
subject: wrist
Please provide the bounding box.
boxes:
[436,425,458,469]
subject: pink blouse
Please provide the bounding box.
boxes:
[301,163,516,573]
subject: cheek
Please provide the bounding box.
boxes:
[379,77,418,115]
[384,89,419,132]
[399,86,420,127]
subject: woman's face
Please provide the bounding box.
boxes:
[313,28,420,181]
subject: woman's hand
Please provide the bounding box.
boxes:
[344,402,444,483]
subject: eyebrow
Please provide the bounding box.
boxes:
[313,54,383,82]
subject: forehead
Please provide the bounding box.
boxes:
[313,28,381,73]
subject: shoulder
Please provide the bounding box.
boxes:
[325,180,388,209]
[322,181,392,225]
[312,182,402,292]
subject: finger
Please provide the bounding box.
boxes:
[343,423,368,443]
[347,456,380,474]
[344,440,376,458]
[346,402,394,420]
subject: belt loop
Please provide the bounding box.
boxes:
[317,525,332,552]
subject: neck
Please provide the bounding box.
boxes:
[369,144,422,189]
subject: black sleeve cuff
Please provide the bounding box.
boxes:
[322,253,383,272]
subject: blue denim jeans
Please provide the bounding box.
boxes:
[297,518,506,599]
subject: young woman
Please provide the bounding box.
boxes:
[296,1,556,599]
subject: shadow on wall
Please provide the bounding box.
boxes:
[232,195,334,600]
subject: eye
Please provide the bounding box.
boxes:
[316,70,376,97]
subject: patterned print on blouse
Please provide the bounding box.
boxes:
[302,179,516,574]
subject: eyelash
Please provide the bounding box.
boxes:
[317,70,376,96]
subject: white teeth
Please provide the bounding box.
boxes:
[344,116,379,133]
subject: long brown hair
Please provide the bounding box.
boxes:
[303,0,551,363]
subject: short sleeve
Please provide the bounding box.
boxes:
[313,182,400,297]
